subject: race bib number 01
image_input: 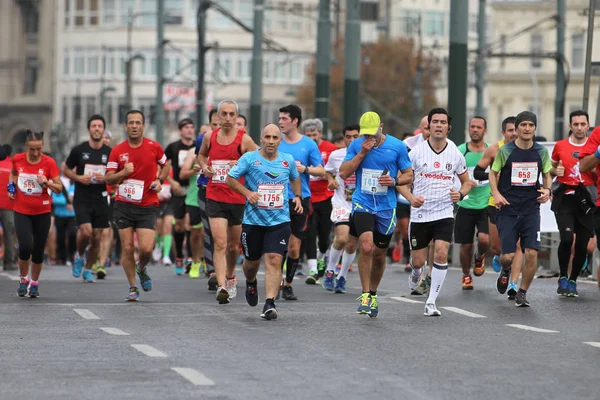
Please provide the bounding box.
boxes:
[257,184,284,209]
[211,160,232,183]
[511,162,538,186]
[467,166,489,187]
[84,164,107,184]
[331,205,350,223]
[361,168,386,196]
[118,179,144,202]
[17,173,43,196]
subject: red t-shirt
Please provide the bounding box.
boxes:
[309,140,338,203]
[106,138,167,207]
[578,126,600,205]
[12,153,60,215]
[552,137,595,187]
[206,129,246,205]
[0,157,13,210]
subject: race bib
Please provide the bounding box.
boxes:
[84,164,107,184]
[467,166,489,187]
[118,179,144,202]
[257,184,284,209]
[361,168,386,196]
[331,204,350,223]
[344,174,356,201]
[159,183,171,201]
[178,150,189,168]
[17,173,43,196]
[511,162,538,186]
[211,160,233,183]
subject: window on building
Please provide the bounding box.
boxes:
[237,56,251,80]
[360,1,379,22]
[164,58,171,76]
[74,0,86,26]
[264,9,273,31]
[87,53,99,76]
[86,97,96,122]
[140,0,155,26]
[424,11,444,37]
[217,54,231,80]
[106,102,113,124]
[151,57,157,75]
[103,0,116,24]
[263,59,273,80]
[402,10,421,36]
[238,0,253,28]
[530,33,543,68]
[274,59,287,81]
[74,96,82,123]
[290,2,303,32]
[209,0,233,29]
[121,0,136,25]
[165,0,184,25]
[65,0,70,27]
[572,33,584,70]
[104,52,115,76]
[63,50,70,76]
[74,48,85,75]
[499,34,506,67]
[120,55,127,75]
[62,97,69,125]
[290,59,302,83]
[275,2,287,31]
[23,57,38,95]
[90,0,99,25]
[24,7,39,36]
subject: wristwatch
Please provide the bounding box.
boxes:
[459,191,465,201]
[304,166,309,174]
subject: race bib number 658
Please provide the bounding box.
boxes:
[511,162,538,186]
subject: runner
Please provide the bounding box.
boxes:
[277,104,325,300]
[236,114,247,133]
[153,171,173,265]
[227,123,303,319]
[8,131,62,297]
[550,110,594,297]
[302,118,338,284]
[0,144,16,271]
[403,116,430,150]
[321,124,360,293]
[455,116,490,290]
[197,100,258,304]
[489,111,552,307]
[400,108,472,316]
[339,111,413,317]
[105,110,169,301]
[164,118,196,275]
[63,114,112,282]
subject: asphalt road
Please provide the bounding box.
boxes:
[1,262,599,400]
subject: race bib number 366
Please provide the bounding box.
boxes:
[511,162,538,186]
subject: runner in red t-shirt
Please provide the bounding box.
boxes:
[8,131,62,298]
[106,110,169,301]
[302,118,339,284]
[197,100,258,304]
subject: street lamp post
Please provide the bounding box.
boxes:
[100,86,117,117]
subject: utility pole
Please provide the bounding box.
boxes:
[413,14,423,128]
[125,9,133,111]
[384,0,391,41]
[334,0,341,44]
[554,0,565,141]
[315,0,331,135]
[196,0,210,130]
[343,0,360,125]
[447,0,469,144]
[250,0,265,144]
[475,0,486,117]
[156,0,165,145]
[583,0,596,112]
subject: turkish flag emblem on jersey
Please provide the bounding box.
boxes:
[282,160,289,168]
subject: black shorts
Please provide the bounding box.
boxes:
[487,205,498,225]
[290,197,311,239]
[241,222,291,261]
[205,198,244,226]
[170,195,187,220]
[496,213,540,253]
[409,218,454,250]
[349,210,396,249]
[396,203,411,219]
[157,201,173,218]
[74,198,110,229]
[554,197,595,240]
[113,201,158,230]
[187,205,204,227]
[454,207,489,244]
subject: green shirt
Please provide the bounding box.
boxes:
[185,173,199,207]
[457,142,489,210]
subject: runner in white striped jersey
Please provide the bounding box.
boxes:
[399,108,475,316]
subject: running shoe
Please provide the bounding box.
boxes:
[412,278,428,295]
[322,271,335,291]
[136,264,152,292]
[473,256,485,276]
[260,300,278,320]
[368,295,379,318]
[28,282,39,298]
[408,270,421,292]
[125,286,140,301]
[185,258,193,274]
[557,276,568,296]
[162,256,172,266]
[17,277,29,297]
[515,291,530,307]
[567,280,579,297]
[216,286,230,304]
[152,247,161,263]
[507,282,518,300]
[73,255,84,278]
[496,267,511,294]
[189,262,201,279]
[245,281,259,307]
[91,263,98,273]
[174,258,184,275]
[357,293,371,314]
[335,263,341,275]
[462,274,474,290]
[492,255,502,273]
[305,271,319,285]
[317,259,326,277]
[207,272,217,291]
[334,276,347,294]
[96,267,106,280]
[424,302,441,316]
[226,275,237,299]
[199,259,207,274]
[83,269,96,283]
[281,285,297,300]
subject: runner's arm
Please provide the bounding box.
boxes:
[225,176,252,198]
[395,167,413,187]
[396,185,414,203]
[457,171,474,196]
[579,154,600,173]
[157,163,170,182]
[475,144,497,173]
[306,164,325,178]
[47,175,63,194]
[196,132,212,171]
[489,169,500,198]
[105,169,129,185]
[179,149,197,180]
[62,163,80,183]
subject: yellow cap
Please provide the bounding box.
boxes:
[359,111,381,135]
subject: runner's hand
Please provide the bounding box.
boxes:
[296,163,306,174]
[93,173,105,183]
[37,175,48,186]
[410,196,425,208]
[192,164,201,174]
[246,192,260,205]
[292,197,303,213]
[123,162,134,176]
[555,160,564,177]
[327,180,339,191]
[78,175,92,185]
[494,193,510,208]
[150,180,162,193]
[449,189,461,203]
[537,188,551,204]
[360,137,376,155]
[204,166,215,178]
[378,174,395,187]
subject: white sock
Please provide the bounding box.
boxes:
[327,246,344,272]
[409,257,423,277]
[339,250,356,279]
[426,263,448,304]
[307,259,317,272]
[317,250,326,261]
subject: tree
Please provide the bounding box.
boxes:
[296,37,441,136]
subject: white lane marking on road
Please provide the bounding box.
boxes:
[390,296,424,304]
[73,309,100,320]
[131,344,167,358]
[442,307,487,318]
[0,272,20,281]
[583,342,600,348]
[505,324,559,333]
[171,368,216,386]
[100,327,129,336]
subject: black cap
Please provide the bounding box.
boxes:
[178,118,194,130]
